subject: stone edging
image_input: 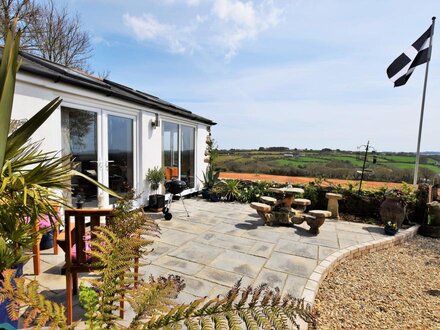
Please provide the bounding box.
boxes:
[300,225,420,307]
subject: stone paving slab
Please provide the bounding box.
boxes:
[24,197,396,324]
[209,250,266,278]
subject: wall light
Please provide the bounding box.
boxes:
[152,113,160,129]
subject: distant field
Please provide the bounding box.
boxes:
[216,149,440,183]
[219,172,403,190]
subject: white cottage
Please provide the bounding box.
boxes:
[11,51,215,208]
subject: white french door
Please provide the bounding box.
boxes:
[62,107,137,207]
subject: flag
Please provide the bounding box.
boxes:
[387,24,433,87]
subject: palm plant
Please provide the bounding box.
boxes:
[202,165,220,190]
[213,179,242,202]
[0,19,116,271]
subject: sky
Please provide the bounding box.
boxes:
[59,0,440,152]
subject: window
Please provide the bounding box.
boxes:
[181,125,195,188]
[61,107,98,207]
[162,121,195,189]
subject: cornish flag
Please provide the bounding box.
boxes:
[387,24,433,87]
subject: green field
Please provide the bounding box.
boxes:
[216,149,440,183]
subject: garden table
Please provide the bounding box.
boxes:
[267,187,304,207]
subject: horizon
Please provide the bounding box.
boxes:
[59,0,440,152]
[216,147,440,154]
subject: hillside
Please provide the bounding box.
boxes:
[216,149,440,183]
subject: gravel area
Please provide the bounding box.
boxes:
[313,235,440,329]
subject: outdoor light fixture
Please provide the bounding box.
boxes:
[151,113,160,129]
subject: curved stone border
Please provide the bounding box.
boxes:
[301,225,420,307]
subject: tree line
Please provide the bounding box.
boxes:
[0,0,107,77]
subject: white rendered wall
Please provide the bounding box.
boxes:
[13,81,61,152]
[196,124,209,190]
[11,72,211,206]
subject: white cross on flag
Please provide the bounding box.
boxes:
[387,24,433,87]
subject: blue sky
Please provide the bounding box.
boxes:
[63,0,440,151]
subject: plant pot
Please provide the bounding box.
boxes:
[384,226,398,236]
[418,224,440,238]
[380,196,405,228]
[209,194,221,202]
[201,188,210,199]
[0,263,23,330]
[148,194,165,212]
[40,229,54,250]
[427,201,440,226]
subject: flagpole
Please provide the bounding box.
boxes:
[413,16,436,185]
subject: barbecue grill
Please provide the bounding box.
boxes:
[163,180,189,220]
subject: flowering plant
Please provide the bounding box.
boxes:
[385,221,398,230]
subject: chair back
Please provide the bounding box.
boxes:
[64,208,113,267]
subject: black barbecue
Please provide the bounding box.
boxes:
[163,180,189,220]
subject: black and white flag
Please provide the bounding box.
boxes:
[387,24,433,87]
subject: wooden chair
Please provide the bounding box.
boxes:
[58,208,139,324]
[32,205,61,275]
[59,208,114,324]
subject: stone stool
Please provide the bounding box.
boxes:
[325,193,343,219]
[307,210,332,234]
[292,198,311,213]
[260,196,277,206]
[250,202,272,223]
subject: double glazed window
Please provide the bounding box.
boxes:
[162,121,195,188]
[61,107,134,207]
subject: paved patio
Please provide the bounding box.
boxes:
[23,197,390,323]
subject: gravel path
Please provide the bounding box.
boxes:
[313,235,440,329]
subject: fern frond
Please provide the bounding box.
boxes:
[142,282,315,330]
[0,270,69,329]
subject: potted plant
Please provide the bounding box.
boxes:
[212,179,242,202]
[384,221,398,236]
[145,167,166,211]
[379,184,416,229]
[201,165,220,199]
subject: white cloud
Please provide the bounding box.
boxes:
[186,0,202,6]
[123,14,170,41]
[213,0,257,28]
[212,0,284,60]
[123,1,284,59]
[123,13,194,54]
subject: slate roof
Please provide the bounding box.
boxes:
[14,50,215,125]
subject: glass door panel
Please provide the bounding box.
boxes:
[181,125,195,188]
[107,115,134,204]
[163,122,179,180]
[61,108,99,207]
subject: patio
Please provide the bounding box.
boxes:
[23,197,395,323]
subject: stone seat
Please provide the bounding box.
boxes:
[260,196,277,205]
[292,198,311,212]
[309,210,332,218]
[250,202,272,224]
[325,193,343,219]
[250,202,271,212]
[305,210,331,235]
[293,198,311,206]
